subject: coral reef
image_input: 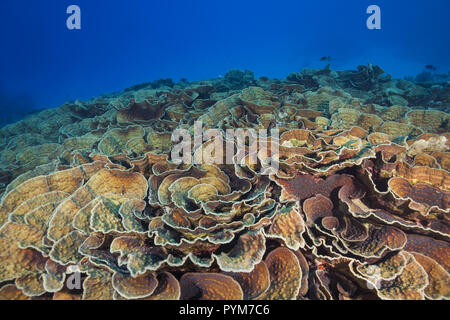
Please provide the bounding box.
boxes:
[0,65,449,300]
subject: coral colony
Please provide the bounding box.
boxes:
[170,121,280,175]
[0,65,449,300]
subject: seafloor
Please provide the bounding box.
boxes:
[0,64,449,300]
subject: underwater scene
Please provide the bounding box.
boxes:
[0,0,449,302]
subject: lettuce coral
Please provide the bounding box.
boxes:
[0,65,449,300]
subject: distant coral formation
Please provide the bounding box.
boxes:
[0,65,449,300]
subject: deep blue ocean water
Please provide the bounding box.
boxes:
[0,0,449,126]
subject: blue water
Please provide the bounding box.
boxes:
[0,0,449,125]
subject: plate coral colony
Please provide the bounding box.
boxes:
[0,65,449,300]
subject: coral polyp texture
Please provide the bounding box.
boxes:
[0,65,449,300]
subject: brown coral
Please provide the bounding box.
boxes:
[0,66,449,301]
